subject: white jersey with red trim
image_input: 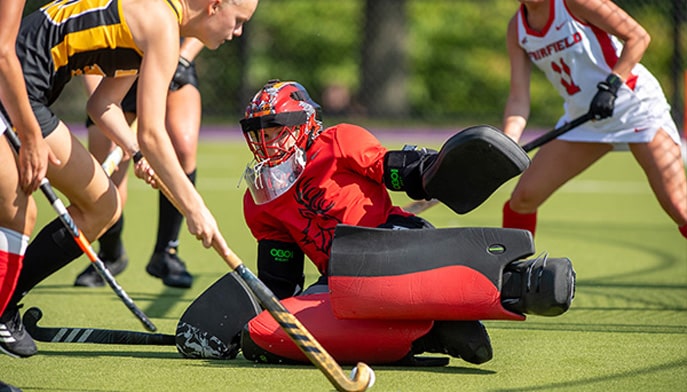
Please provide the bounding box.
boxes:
[516,0,679,147]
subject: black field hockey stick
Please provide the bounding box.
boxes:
[23,307,173,345]
[132,153,374,392]
[2,127,157,332]
[402,111,594,215]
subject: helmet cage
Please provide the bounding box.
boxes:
[240,81,322,167]
[243,123,307,165]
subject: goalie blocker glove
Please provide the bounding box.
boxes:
[383,146,437,200]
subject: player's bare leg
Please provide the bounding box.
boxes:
[630,128,687,237]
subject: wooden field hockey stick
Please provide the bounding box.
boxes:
[402,111,594,215]
[2,127,157,332]
[132,153,374,392]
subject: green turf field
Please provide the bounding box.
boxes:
[2,134,686,392]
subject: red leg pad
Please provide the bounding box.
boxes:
[330,265,525,321]
[246,293,433,364]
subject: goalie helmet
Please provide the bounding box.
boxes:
[240,80,323,204]
[240,80,322,166]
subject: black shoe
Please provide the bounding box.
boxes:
[74,252,129,287]
[0,381,23,392]
[0,305,37,358]
[413,320,492,365]
[146,248,193,288]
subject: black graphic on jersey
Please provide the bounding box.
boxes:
[294,178,341,255]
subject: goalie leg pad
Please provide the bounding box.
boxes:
[422,125,530,214]
[501,256,576,316]
[329,225,534,321]
[240,292,434,365]
[175,272,261,359]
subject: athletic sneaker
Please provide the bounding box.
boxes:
[73,252,129,287]
[0,305,37,358]
[412,320,493,364]
[0,380,23,392]
[146,248,193,288]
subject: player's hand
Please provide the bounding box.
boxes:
[132,154,158,188]
[186,203,220,249]
[169,57,195,91]
[589,73,622,120]
[18,134,60,194]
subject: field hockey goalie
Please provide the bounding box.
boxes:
[175,225,575,365]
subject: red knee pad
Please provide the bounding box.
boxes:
[243,293,433,365]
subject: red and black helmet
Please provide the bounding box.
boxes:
[240,80,322,166]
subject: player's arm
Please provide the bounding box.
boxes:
[125,0,221,249]
[568,0,650,120]
[86,74,139,155]
[567,0,649,80]
[0,0,58,193]
[180,37,205,62]
[336,125,388,183]
[502,14,531,143]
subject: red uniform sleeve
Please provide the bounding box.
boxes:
[331,124,387,184]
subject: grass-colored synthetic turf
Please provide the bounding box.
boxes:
[2,134,685,392]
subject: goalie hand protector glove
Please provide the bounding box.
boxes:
[589,73,622,120]
[383,146,437,200]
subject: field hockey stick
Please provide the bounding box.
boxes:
[2,129,157,332]
[402,111,594,214]
[23,307,174,345]
[519,111,595,151]
[101,145,125,175]
[132,153,374,392]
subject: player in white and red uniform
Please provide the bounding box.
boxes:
[502,0,687,239]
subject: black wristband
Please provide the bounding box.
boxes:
[604,73,623,93]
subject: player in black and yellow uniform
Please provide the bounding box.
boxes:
[74,38,206,289]
[0,0,259,358]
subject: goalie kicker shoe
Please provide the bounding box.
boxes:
[0,304,37,358]
[501,254,576,316]
[74,251,129,287]
[146,247,193,288]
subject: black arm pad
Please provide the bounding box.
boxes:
[257,240,305,299]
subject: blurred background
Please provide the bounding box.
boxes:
[25,0,686,132]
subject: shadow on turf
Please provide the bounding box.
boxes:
[194,357,497,375]
[488,357,687,391]
[31,284,193,320]
[34,349,179,359]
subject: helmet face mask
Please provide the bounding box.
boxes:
[244,124,305,166]
[240,80,322,203]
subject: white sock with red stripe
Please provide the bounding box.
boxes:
[0,227,29,315]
